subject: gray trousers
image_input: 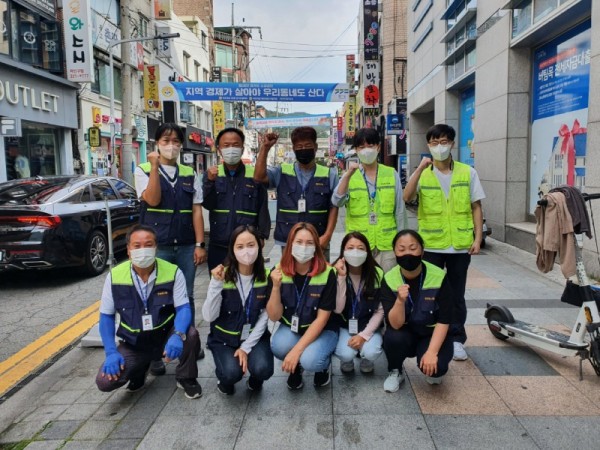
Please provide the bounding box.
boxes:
[96,326,200,392]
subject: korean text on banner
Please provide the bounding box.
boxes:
[63,0,94,82]
[345,98,356,138]
[212,101,225,137]
[143,65,161,112]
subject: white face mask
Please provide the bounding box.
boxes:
[234,246,259,266]
[291,244,316,264]
[160,144,181,161]
[344,248,368,267]
[130,247,156,269]
[429,144,451,161]
[357,146,378,165]
[222,147,243,165]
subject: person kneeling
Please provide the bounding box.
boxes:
[381,230,456,393]
[95,225,202,399]
[203,225,274,395]
[333,232,384,374]
[268,222,338,390]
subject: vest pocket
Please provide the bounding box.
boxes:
[348,190,368,215]
[240,184,258,211]
[379,188,395,214]
[420,188,443,214]
[451,185,471,214]
[452,218,475,248]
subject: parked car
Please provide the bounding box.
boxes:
[0,175,140,276]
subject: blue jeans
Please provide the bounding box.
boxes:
[270,324,338,373]
[207,335,274,386]
[157,244,196,322]
[334,328,383,363]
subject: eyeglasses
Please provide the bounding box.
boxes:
[428,139,452,146]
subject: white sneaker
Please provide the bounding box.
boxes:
[453,342,468,361]
[383,369,405,393]
[425,376,443,385]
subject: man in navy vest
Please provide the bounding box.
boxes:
[254,127,338,257]
[95,225,202,399]
[202,127,270,270]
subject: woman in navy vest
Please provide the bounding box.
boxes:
[332,231,384,374]
[202,225,274,395]
[268,222,338,390]
[380,230,456,393]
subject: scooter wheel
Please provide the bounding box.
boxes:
[486,309,510,341]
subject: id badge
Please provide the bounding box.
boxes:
[142,314,153,331]
[298,198,306,213]
[290,314,300,333]
[369,212,378,225]
[241,323,251,341]
[348,319,359,335]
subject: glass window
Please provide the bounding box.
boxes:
[183,52,190,77]
[91,0,120,25]
[91,58,122,101]
[534,0,558,23]
[512,0,532,38]
[0,0,9,55]
[40,20,61,73]
[91,180,117,201]
[201,31,207,50]
[111,179,136,199]
[14,9,38,66]
[216,44,232,69]
[466,46,476,69]
[203,69,209,82]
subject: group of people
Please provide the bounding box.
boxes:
[95,122,485,400]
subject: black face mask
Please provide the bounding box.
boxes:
[295,148,316,165]
[396,254,422,271]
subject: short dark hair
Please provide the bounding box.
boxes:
[126,224,157,245]
[291,126,317,144]
[155,123,184,143]
[426,124,456,142]
[352,127,380,148]
[392,229,425,251]
[216,127,245,147]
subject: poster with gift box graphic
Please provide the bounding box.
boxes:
[529,20,590,213]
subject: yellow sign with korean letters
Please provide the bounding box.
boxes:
[92,106,101,125]
[344,97,356,137]
[143,65,161,112]
[212,101,225,139]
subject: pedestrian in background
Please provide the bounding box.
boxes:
[95,225,202,399]
[332,231,384,374]
[202,225,274,395]
[267,222,338,390]
[332,128,407,272]
[403,123,485,361]
[202,127,270,271]
[254,127,338,258]
[380,230,455,393]
[134,123,207,376]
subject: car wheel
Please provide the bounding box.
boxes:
[84,230,108,276]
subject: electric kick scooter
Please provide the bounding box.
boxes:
[485,192,600,380]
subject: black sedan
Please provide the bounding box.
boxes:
[0,175,140,276]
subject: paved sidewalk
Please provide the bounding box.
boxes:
[1,213,600,449]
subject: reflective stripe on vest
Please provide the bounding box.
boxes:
[213,165,258,217]
[418,161,474,250]
[345,164,397,251]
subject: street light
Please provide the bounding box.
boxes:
[108,32,180,178]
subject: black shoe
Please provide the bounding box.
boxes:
[197,347,205,360]
[150,359,166,376]
[287,365,304,390]
[313,369,331,388]
[176,379,203,399]
[126,377,145,393]
[246,376,263,392]
[217,381,235,396]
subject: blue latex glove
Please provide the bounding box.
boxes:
[164,334,183,360]
[103,352,124,377]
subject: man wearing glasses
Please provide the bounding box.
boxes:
[403,124,485,362]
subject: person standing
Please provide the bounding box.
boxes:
[134,123,207,376]
[95,225,202,399]
[402,123,485,361]
[202,127,270,271]
[254,127,338,257]
[332,128,407,272]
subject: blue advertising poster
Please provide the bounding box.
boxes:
[159,82,350,103]
[459,87,475,168]
[529,20,591,213]
[386,114,405,135]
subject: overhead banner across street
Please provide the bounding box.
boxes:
[244,115,331,129]
[159,82,350,102]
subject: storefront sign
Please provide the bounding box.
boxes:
[212,101,225,137]
[184,125,210,152]
[363,0,379,61]
[154,0,171,20]
[91,11,120,57]
[459,88,475,167]
[211,67,222,82]
[63,0,94,82]
[345,98,356,138]
[0,117,22,137]
[346,55,355,85]
[143,65,161,111]
[22,0,55,17]
[160,82,350,103]
[362,60,380,112]
[131,42,144,71]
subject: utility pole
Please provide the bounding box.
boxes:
[120,3,134,184]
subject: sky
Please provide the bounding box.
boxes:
[213,0,361,116]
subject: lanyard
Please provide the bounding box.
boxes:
[361,166,378,207]
[294,275,311,315]
[133,269,151,314]
[346,276,364,319]
[238,275,255,324]
[400,270,423,316]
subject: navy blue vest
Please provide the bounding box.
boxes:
[274,163,331,242]
[139,163,196,246]
[208,269,271,347]
[111,259,177,347]
[340,268,383,333]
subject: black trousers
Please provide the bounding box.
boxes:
[423,251,471,344]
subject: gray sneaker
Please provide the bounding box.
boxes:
[425,376,443,385]
[383,369,405,393]
[453,342,468,361]
[340,361,355,374]
[359,358,374,373]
